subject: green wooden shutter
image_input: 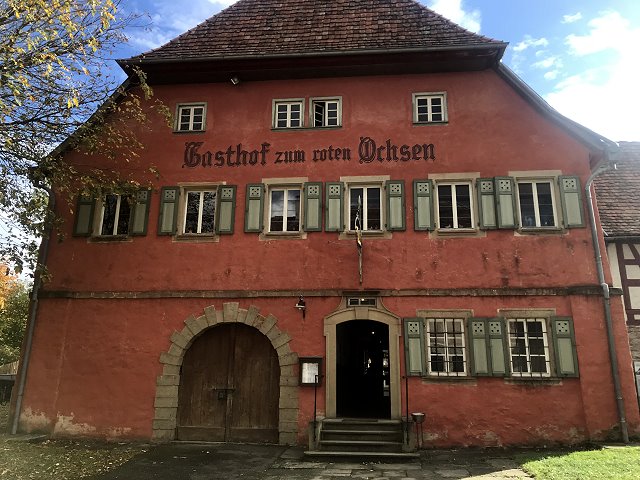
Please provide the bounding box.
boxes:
[216,185,236,234]
[468,318,491,376]
[73,195,96,237]
[477,178,497,230]
[244,184,264,233]
[303,182,323,232]
[413,179,434,231]
[385,180,405,231]
[130,189,151,236]
[158,186,179,235]
[558,176,584,228]
[403,318,425,376]
[495,177,518,229]
[488,318,509,376]
[325,182,344,232]
[551,316,579,377]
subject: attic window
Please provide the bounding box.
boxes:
[176,103,206,132]
[311,97,341,127]
[273,99,304,129]
[413,93,447,124]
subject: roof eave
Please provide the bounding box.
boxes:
[117,42,508,69]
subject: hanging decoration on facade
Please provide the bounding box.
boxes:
[355,196,363,285]
[182,137,436,168]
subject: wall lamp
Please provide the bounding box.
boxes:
[295,296,306,319]
[230,76,240,85]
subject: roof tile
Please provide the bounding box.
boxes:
[595,142,640,237]
[126,0,505,62]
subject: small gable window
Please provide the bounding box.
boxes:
[311,97,341,127]
[413,92,447,124]
[176,103,206,132]
[273,99,304,129]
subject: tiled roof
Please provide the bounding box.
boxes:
[595,142,640,237]
[126,0,505,63]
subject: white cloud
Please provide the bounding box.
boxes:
[544,11,640,141]
[543,71,559,80]
[513,35,549,52]
[566,11,636,56]
[532,56,561,70]
[427,0,481,33]
[562,12,582,24]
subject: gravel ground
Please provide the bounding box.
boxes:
[0,403,148,480]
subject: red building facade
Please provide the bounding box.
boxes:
[13,0,640,448]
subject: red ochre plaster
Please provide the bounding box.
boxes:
[19,70,640,445]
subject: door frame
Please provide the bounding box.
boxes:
[324,299,401,418]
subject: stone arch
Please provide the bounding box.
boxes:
[152,302,298,444]
[324,302,402,418]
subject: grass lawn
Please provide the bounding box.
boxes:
[0,402,147,479]
[518,446,640,480]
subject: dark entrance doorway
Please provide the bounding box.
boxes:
[336,320,390,418]
[177,323,280,442]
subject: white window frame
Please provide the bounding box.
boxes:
[175,103,207,132]
[347,183,383,232]
[516,179,559,229]
[435,181,475,230]
[273,99,304,129]
[310,97,342,128]
[267,185,302,233]
[98,194,130,236]
[413,92,447,124]
[180,187,218,235]
[425,317,468,377]
[507,317,551,378]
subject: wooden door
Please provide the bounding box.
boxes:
[177,323,280,442]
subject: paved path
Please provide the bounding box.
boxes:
[91,443,533,480]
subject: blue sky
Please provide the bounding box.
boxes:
[113,0,640,142]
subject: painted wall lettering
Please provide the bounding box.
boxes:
[183,142,270,168]
[182,138,435,167]
[358,137,435,164]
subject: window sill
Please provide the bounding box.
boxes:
[174,234,219,243]
[271,126,342,132]
[260,231,307,241]
[173,129,206,134]
[413,121,448,127]
[422,375,476,384]
[436,228,478,235]
[89,235,132,243]
[517,227,563,235]
[504,377,563,385]
[340,230,392,240]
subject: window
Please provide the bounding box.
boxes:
[311,98,341,127]
[413,93,447,123]
[268,187,301,232]
[517,180,557,228]
[426,318,467,376]
[99,194,131,236]
[349,185,381,231]
[436,182,473,229]
[347,297,377,307]
[507,318,551,377]
[176,104,206,132]
[273,100,303,128]
[182,189,217,234]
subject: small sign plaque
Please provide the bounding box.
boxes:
[299,357,323,386]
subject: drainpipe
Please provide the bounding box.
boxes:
[585,152,629,443]
[10,185,55,435]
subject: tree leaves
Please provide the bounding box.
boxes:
[0,1,167,276]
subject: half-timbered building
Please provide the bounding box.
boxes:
[12,0,640,450]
